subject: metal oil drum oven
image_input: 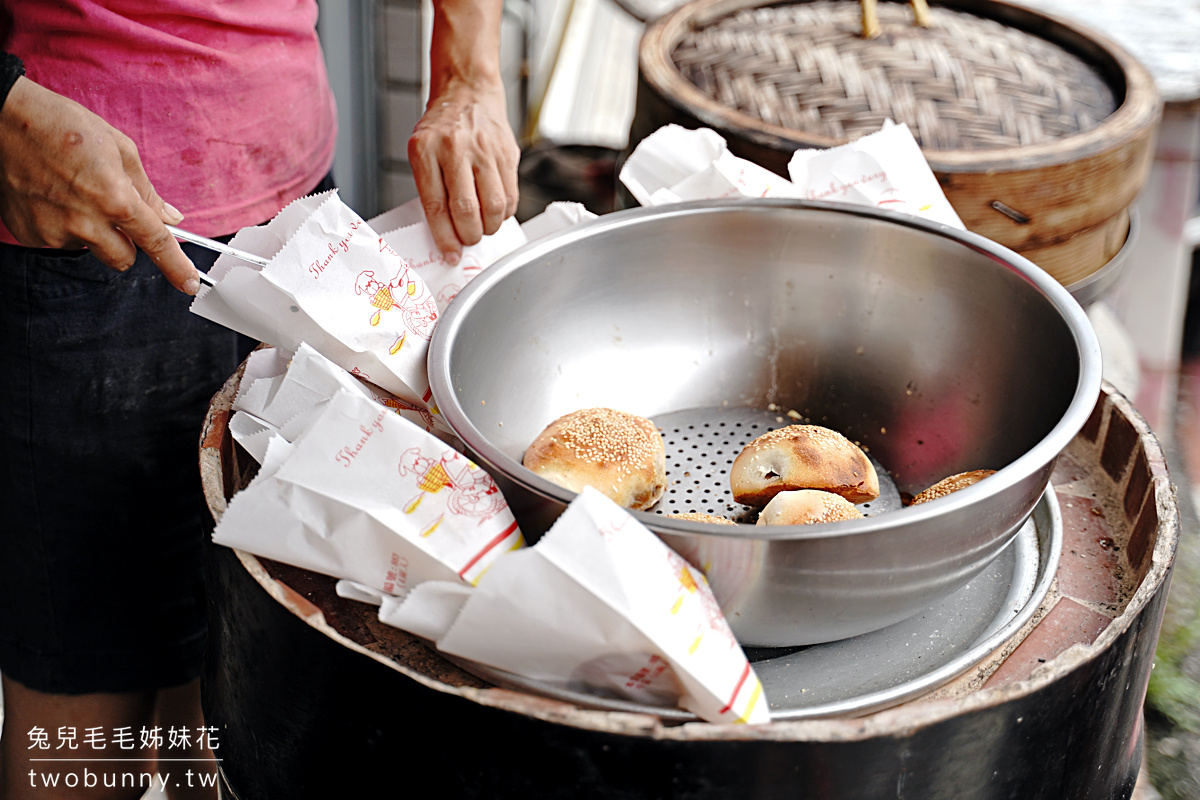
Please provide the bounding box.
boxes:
[200,364,1177,799]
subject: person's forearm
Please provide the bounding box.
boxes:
[409,0,520,257]
[427,0,505,99]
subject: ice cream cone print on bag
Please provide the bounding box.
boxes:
[399,447,507,525]
[355,266,438,356]
[379,395,438,431]
[368,198,530,313]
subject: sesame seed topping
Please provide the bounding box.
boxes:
[547,408,660,466]
[747,424,847,452]
[911,470,995,505]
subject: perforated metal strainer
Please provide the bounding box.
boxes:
[650,406,902,522]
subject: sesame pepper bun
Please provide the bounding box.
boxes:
[910,470,996,506]
[731,424,879,506]
[523,408,667,511]
[667,512,737,525]
[756,489,864,526]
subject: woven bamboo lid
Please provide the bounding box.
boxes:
[671,1,1116,151]
[635,0,1162,286]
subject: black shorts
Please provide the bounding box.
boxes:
[0,175,336,694]
[0,237,257,693]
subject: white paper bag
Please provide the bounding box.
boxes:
[230,344,453,462]
[788,120,965,228]
[381,487,770,724]
[191,190,439,408]
[213,389,523,596]
[620,124,800,206]
[519,201,598,243]
[367,199,601,310]
[368,199,528,312]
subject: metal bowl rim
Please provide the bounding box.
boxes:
[429,198,1103,541]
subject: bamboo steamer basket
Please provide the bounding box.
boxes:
[633,0,1162,286]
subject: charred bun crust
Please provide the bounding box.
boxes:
[731,424,879,506]
[523,408,667,510]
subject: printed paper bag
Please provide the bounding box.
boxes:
[620,124,800,206]
[229,343,454,466]
[519,201,597,244]
[788,120,965,228]
[380,486,770,724]
[187,193,327,348]
[367,199,599,311]
[368,199,527,312]
[191,190,439,408]
[213,389,523,597]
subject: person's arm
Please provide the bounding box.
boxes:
[0,62,201,294]
[408,0,520,265]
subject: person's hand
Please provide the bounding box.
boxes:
[408,0,520,265]
[409,78,520,265]
[0,77,202,294]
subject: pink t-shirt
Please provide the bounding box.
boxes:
[0,0,338,242]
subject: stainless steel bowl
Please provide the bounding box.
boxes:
[428,199,1102,646]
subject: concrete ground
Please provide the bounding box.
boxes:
[1141,351,1200,800]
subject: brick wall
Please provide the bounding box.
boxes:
[377,0,427,211]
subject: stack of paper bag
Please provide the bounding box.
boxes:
[369,487,771,725]
[229,343,455,464]
[367,199,600,312]
[787,120,964,228]
[213,389,523,596]
[621,121,964,230]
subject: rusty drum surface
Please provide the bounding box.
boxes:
[200,368,1178,799]
[630,0,1162,287]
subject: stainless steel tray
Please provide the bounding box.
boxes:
[452,486,1060,721]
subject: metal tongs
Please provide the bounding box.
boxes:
[167,225,270,286]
